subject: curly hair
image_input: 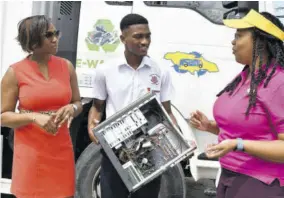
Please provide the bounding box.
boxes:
[217,12,284,115]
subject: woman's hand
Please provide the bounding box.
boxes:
[206,139,237,159]
[189,110,211,131]
[34,113,58,135]
[53,104,75,128]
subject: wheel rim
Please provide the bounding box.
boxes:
[91,166,101,198]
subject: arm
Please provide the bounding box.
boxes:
[207,135,284,163]
[206,120,220,135]
[189,110,220,135]
[241,85,284,163]
[242,134,284,163]
[162,101,177,126]
[88,67,107,143]
[66,59,83,117]
[160,68,179,126]
[0,67,34,128]
[242,84,284,163]
[54,59,83,127]
[1,67,57,133]
[88,99,105,143]
[207,84,284,161]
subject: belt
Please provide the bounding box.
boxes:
[19,109,57,115]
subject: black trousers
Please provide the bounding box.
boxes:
[100,151,161,198]
[217,168,284,198]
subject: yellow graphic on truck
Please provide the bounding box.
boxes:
[164,51,219,77]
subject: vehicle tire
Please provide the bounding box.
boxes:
[75,143,102,198]
[75,143,186,198]
[158,163,186,198]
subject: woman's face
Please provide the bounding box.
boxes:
[232,29,254,66]
[33,23,60,55]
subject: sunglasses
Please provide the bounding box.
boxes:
[44,30,61,39]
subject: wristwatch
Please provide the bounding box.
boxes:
[72,104,78,112]
[234,138,245,151]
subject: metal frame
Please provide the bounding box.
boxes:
[94,93,196,193]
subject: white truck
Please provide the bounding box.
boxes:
[0,1,282,198]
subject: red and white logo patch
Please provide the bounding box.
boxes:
[150,74,159,85]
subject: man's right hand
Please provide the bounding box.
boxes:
[88,119,99,144]
[88,99,105,144]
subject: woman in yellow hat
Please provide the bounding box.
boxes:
[190,9,284,197]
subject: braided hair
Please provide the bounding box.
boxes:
[217,12,284,115]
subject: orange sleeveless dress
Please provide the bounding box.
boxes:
[10,55,75,198]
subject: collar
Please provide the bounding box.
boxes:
[240,60,280,81]
[118,55,152,69]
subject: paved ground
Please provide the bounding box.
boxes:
[2,140,217,198]
[2,178,216,198]
[186,178,216,198]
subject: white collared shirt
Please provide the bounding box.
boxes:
[92,56,173,118]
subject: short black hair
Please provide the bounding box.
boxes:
[16,15,50,53]
[120,13,148,31]
[217,12,284,115]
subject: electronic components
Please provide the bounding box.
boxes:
[94,93,196,193]
[102,108,148,148]
[147,123,166,136]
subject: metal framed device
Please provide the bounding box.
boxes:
[94,92,197,193]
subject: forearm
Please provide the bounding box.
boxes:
[243,140,284,163]
[88,106,103,141]
[169,113,178,127]
[1,112,34,128]
[207,120,220,135]
[72,101,83,117]
[88,106,103,125]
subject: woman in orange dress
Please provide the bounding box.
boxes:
[1,15,82,197]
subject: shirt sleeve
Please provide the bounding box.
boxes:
[160,68,173,102]
[266,84,284,133]
[92,68,107,100]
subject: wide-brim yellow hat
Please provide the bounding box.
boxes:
[223,9,284,41]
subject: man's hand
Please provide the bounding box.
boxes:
[88,99,105,144]
[88,118,100,144]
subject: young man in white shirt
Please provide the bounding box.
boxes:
[88,13,177,198]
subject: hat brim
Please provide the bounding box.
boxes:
[223,19,254,29]
[223,9,284,41]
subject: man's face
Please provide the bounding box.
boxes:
[120,24,151,56]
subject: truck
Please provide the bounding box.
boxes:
[0,1,282,198]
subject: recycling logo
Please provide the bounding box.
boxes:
[85,19,120,52]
